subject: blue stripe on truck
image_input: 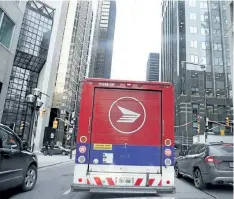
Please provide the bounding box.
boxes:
[75,143,174,166]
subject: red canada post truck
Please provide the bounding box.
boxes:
[71,78,175,194]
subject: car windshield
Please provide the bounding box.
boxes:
[209,145,234,156]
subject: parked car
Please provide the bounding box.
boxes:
[0,124,38,192]
[175,142,233,190]
[40,145,70,155]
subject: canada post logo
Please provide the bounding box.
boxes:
[108,97,146,134]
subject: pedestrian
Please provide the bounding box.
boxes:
[45,141,49,156]
[49,140,54,156]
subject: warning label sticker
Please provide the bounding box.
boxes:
[93,144,112,150]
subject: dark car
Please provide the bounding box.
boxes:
[175,142,233,190]
[0,124,38,192]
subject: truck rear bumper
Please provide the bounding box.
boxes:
[71,184,175,194]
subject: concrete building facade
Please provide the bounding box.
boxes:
[34,0,70,150]
[146,53,160,81]
[0,1,26,122]
[161,0,233,146]
[51,0,93,145]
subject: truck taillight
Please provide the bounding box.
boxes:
[165,139,172,146]
[80,136,87,143]
[204,156,222,164]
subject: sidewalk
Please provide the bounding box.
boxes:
[36,151,76,168]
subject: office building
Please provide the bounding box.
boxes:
[146,53,160,81]
[89,0,116,78]
[33,1,70,150]
[1,1,54,140]
[0,1,26,122]
[161,0,233,146]
[227,1,233,93]
[51,1,93,145]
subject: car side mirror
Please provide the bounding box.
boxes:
[22,141,29,150]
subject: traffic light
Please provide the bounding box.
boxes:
[20,121,24,130]
[197,118,200,134]
[53,120,58,129]
[220,129,225,136]
[226,117,229,127]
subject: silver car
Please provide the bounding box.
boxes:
[175,142,233,190]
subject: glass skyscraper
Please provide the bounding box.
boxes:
[1,1,54,140]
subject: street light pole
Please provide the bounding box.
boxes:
[203,68,208,143]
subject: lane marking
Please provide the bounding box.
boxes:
[63,188,71,195]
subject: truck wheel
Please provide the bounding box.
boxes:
[194,168,206,190]
[21,165,37,192]
[174,163,182,178]
[62,151,66,155]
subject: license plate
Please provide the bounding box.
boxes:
[229,162,233,168]
[118,178,133,184]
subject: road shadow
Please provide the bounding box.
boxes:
[0,187,21,199]
[181,176,233,191]
[92,193,160,199]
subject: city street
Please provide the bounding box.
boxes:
[0,162,232,199]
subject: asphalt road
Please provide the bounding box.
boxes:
[0,162,233,199]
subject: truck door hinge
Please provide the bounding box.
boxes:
[162,120,165,136]
[88,117,91,133]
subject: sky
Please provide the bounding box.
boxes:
[111,0,162,81]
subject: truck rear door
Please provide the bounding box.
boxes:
[88,88,162,173]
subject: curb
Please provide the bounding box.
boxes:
[38,160,74,169]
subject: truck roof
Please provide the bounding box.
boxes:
[84,78,173,87]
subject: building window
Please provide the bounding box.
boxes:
[192,103,199,115]
[191,72,198,78]
[200,1,208,9]
[190,55,199,64]
[213,43,222,51]
[0,9,15,49]
[190,13,196,20]
[213,29,221,36]
[201,42,210,49]
[189,0,196,7]
[214,57,223,65]
[212,16,220,23]
[190,40,198,48]
[201,28,209,35]
[201,14,208,22]
[207,105,214,117]
[190,26,197,34]
[191,87,199,95]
